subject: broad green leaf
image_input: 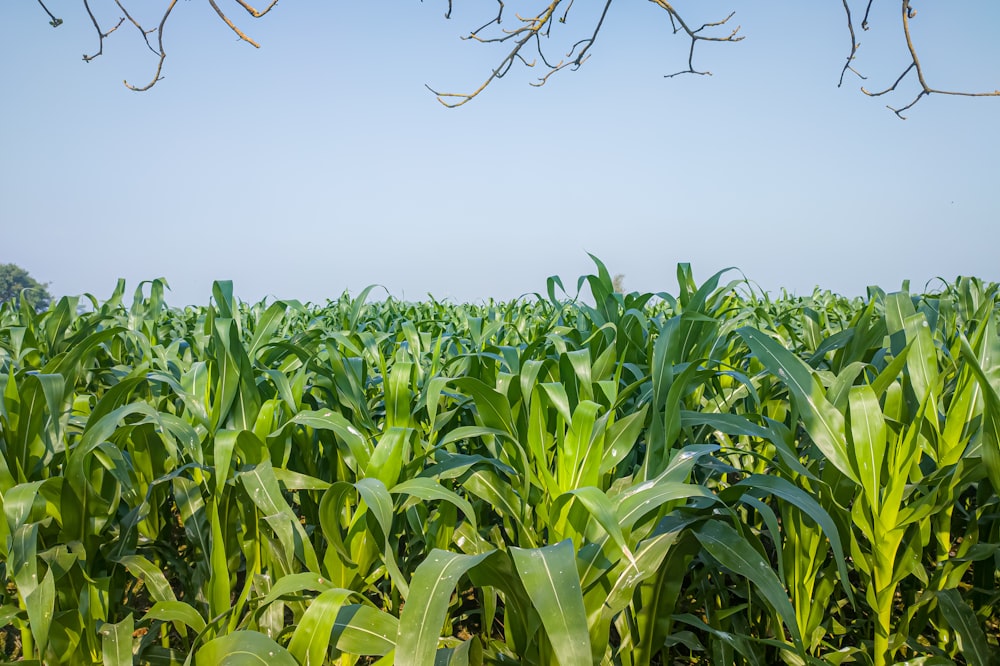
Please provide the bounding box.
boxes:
[386,361,415,429]
[367,427,409,488]
[99,613,133,666]
[331,604,398,656]
[144,601,207,634]
[959,334,1000,493]
[214,429,239,495]
[24,568,55,657]
[287,410,371,473]
[452,377,516,438]
[116,555,177,603]
[694,520,804,654]
[936,589,991,666]
[848,384,887,508]
[247,300,288,359]
[288,588,356,666]
[735,474,854,604]
[600,404,648,474]
[903,313,939,409]
[552,486,635,568]
[239,461,320,572]
[740,327,857,483]
[616,481,718,529]
[195,630,297,665]
[391,477,477,532]
[208,499,231,623]
[258,572,334,607]
[558,400,603,491]
[511,541,592,666]
[395,549,492,666]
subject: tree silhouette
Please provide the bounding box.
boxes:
[0,263,52,310]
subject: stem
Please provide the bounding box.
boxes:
[20,625,34,661]
[18,593,33,659]
[871,522,904,666]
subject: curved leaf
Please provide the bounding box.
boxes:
[511,541,591,666]
[395,549,492,666]
[195,630,297,665]
[694,520,804,654]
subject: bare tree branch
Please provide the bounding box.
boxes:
[429,1,742,106]
[648,4,743,79]
[114,0,159,57]
[123,0,178,91]
[837,0,866,86]
[859,0,1000,119]
[427,1,564,108]
[231,0,281,19]
[208,0,261,47]
[81,0,125,62]
[31,1,1000,118]
[36,0,62,27]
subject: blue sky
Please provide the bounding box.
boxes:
[2,1,998,305]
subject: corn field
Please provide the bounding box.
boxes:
[0,258,997,665]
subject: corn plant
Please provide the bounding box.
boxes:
[0,260,996,665]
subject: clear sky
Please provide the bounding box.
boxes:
[2,1,998,306]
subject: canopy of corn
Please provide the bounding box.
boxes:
[0,258,997,665]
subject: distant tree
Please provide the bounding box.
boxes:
[31,1,1000,117]
[0,263,52,310]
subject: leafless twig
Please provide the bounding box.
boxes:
[430,1,742,106]
[837,0,866,86]
[114,0,159,56]
[208,0,261,47]
[41,0,278,90]
[858,0,1000,118]
[123,0,177,91]
[231,0,281,19]
[81,0,125,62]
[653,5,743,79]
[32,0,1000,117]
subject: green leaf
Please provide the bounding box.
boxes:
[960,333,1000,493]
[552,486,636,568]
[694,520,804,654]
[395,550,492,666]
[735,474,854,605]
[451,377,516,438]
[287,410,371,473]
[239,460,320,572]
[391,477,477,532]
[195,630,297,665]
[367,427,409,488]
[936,589,991,666]
[511,541,592,666]
[247,301,288,360]
[739,327,857,483]
[257,572,334,607]
[616,481,718,529]
[600,404,649,474]
[557,400,603,491]
[331,605,398,656]
[903,313,939,408]
[24,568,54,657]
[116,555,177,603]
[848,384,887,508]
[208,499,231,623]
[99,613,133,666]
[396,548,492,666]
[144,601,207,634]
[288,588,356,666]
